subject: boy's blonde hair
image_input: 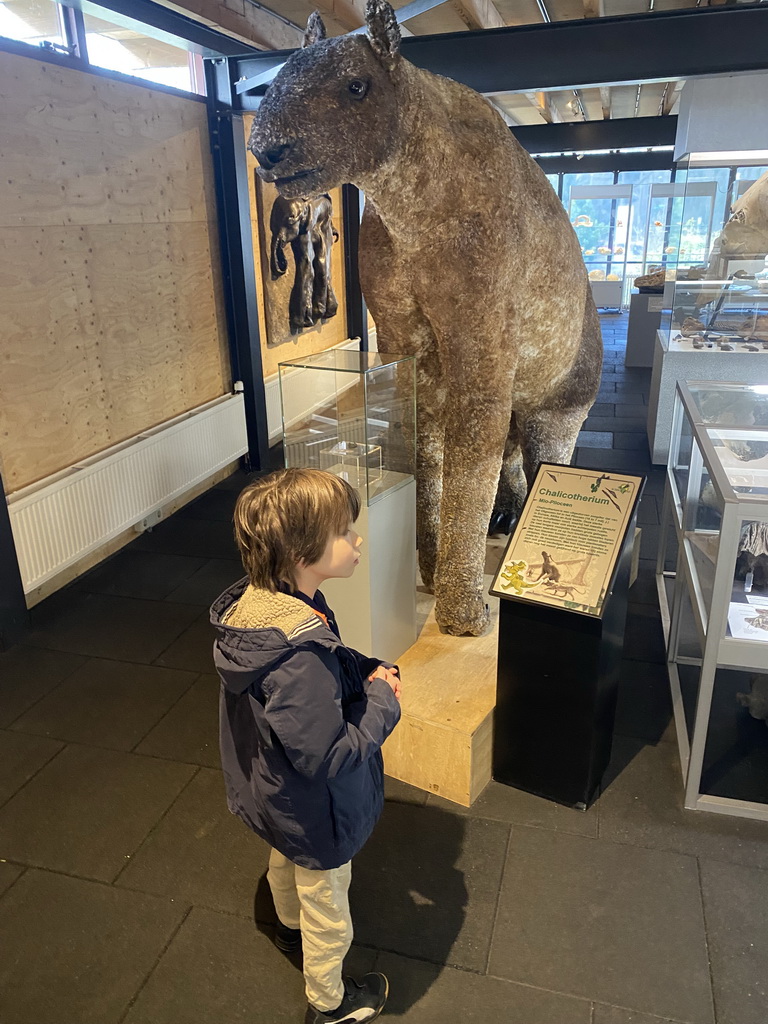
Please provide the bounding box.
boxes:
[233,468,360,592]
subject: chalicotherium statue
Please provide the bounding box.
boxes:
[269,193,339,330]
[250,0,602,635]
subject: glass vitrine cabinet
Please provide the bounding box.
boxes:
[658,381,768,819]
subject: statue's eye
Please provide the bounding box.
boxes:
[348,79,368,99]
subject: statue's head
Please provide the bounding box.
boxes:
[249,0,402,199]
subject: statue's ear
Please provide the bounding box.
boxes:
[302,11,327,48]
[365,0,401,70]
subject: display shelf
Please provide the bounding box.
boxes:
[658,380,768,820]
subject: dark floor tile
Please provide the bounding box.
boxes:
[385,774,429,805]
[586,402,615,417]
[0,647,86,728]
[575,448,652,474]
[176,488,238,522]
[606,392,646,406]
[132,517,239,560]
[428,779,598,837]
[0,860,24,897]
[25,592,200,664]
[11,659,197,751]
[0,869,185,1024]
[599,738,768,870]
[351,802,508,972]
[163,558,243,606]
[585,417,647,433]
[136,674,219,767]
[700,860,768,1024]
[213,469,256,492]
[376,951,591,1023]
[153,613,217,673]
[0,744,195,881]
[593,1007,678,1024]
[0,730,64,806]
[637,494,659,526]
[598,381,617,393]
[578,430,613,448]
[613,660,675,746]
[122,907,375,1024]
[623,605,666,664]
[615,403,650,418]
[75,551,207,601]
[639,523,661,560]
[629,567,660,606]
[116,767,264,915]
[489,828,713,1023]
[613,432,648,451]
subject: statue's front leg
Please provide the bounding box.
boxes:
[435,390,511,636]
[414,355,445,590]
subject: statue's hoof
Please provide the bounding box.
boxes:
[488,510,517,535]
[438,602,491,637]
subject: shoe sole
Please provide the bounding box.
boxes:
[275,937,301,953]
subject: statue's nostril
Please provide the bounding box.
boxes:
[260,143,292,169]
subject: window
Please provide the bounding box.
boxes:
[0,0,64,48]
[83,11,202,94]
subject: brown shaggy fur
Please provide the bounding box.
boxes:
[249,0,602,635]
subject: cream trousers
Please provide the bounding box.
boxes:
[267,848,353,1012]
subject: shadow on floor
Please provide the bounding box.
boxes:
[253,801,469,1014]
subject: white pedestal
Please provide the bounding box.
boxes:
[625,292,663,368]
[322,477,417,664]
[647,330,768,464]
[591,280,622,310]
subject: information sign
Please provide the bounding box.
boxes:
[490,463,644,617]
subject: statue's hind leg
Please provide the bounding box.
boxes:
[490,413,527,534]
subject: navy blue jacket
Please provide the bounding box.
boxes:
[211,578,401,870]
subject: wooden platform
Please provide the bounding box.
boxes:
[382,536,507,807]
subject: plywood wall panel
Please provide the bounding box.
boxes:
[0,56,218,228]
[0,52,230,492]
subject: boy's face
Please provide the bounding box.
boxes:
[307,523,362,583]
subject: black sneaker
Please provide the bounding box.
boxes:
[275,921,301,953]
[306,973,388,1024]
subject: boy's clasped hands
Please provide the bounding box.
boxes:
[368,664,401,701]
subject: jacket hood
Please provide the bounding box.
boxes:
[210,577,339,694]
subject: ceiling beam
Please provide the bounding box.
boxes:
[511,114,677,155]
[582,0,604,18]
[449,0,506,32]
[599,85,611,119]
[233,4,768,107]
[525,91,560,124]
[395,4,768,95]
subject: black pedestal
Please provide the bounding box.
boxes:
[492,519,635,810]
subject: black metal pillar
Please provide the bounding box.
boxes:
[342,184,369,351]
[206,56,270,471]
[0,474,28,651]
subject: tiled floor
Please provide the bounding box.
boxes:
[2,313,767,1024]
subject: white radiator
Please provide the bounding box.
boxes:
[8,394,248,594]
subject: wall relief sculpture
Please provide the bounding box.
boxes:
[269,193,339,330]
[249,0,603,635]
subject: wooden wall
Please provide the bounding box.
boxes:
[243,115,350,380]
[0,53,231,492]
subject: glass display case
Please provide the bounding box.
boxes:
[569,184,632,309]
[278,348,418,662]
[660,154,768,354]
[278,349,415,504]
[658,381,768,819]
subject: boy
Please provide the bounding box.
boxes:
[211,468,402,1024]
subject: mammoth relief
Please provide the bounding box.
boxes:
[268,192,339,331]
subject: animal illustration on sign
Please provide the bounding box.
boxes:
[269,193,339,329]
[249,0,602,635]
